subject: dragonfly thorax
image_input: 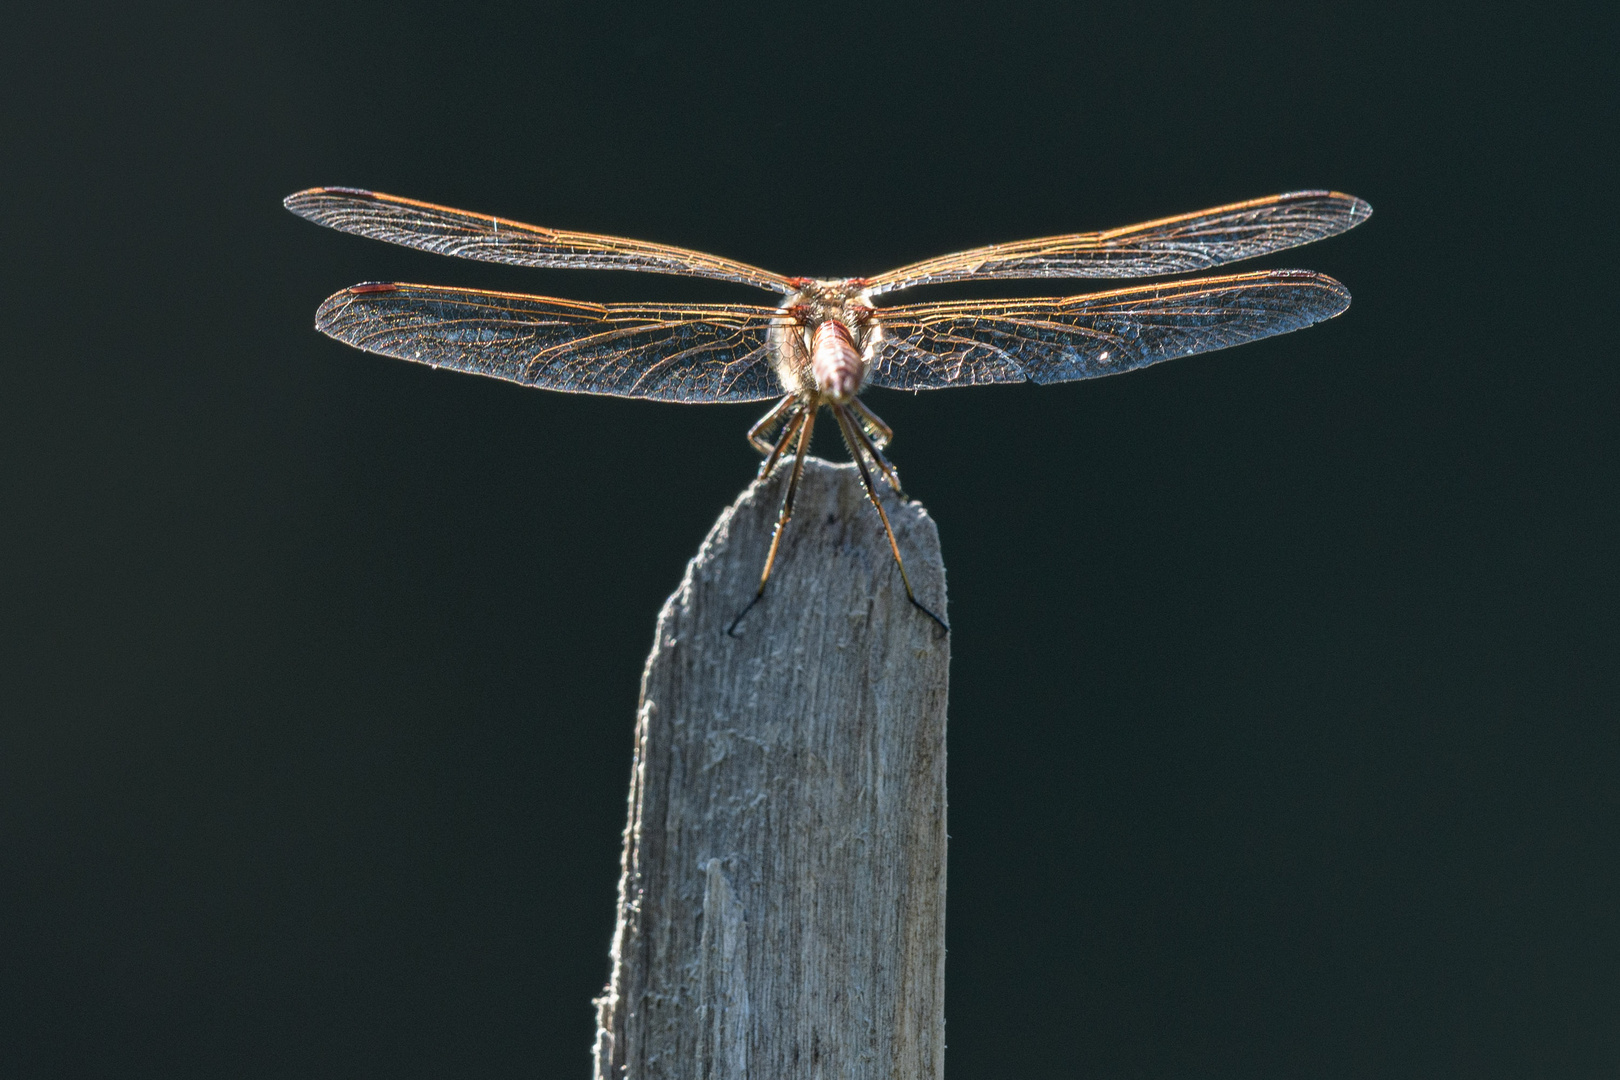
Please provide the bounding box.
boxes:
[770,278,881,404]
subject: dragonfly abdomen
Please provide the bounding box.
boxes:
[811,320,863,403]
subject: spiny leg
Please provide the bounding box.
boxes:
[746,393,799,454]
[850,396,894,448]
[754,407,816,598]
[754,403,806,482]
[727,406,817,637]
[832,405,949,637]
[845,400,907,499]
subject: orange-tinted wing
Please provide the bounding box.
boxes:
[864,270,1350,389]
[286,188,797,294]
[315,283,787,402]
[863,191,1370,296]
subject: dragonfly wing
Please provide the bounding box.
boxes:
[315,283,786,403]
[286,188,797,294]
[865,270,1350,389]
[864,191,1370,296]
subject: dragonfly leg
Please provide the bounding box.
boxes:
[832,405,949,638]
[844,402,907,499]
[754,404,806,481]
[746,393,799,454]
[849,396,894,449]
[727,406,817,637]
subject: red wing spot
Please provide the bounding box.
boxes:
[348,282,398,294]
[787,276,814,289]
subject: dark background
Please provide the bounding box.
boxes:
[5,2,1616,1076]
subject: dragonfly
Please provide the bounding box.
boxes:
[286,187,1370,636]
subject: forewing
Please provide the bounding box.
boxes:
[864,191,1371,296]
[286,188,797,294]
[315,283,786,402]
[865,270,1350,389]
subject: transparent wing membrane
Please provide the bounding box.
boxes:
[863,191,1370,296]
[286,188,797,294]
[315,283,786,402]
[865,270,1350,389]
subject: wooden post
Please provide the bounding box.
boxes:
[593,457,950,1080]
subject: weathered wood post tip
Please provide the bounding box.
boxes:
[593,456,950,1080]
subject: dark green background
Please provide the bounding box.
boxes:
[6,2,1616,1076]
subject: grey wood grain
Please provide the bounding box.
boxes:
[593,457,950,1080]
